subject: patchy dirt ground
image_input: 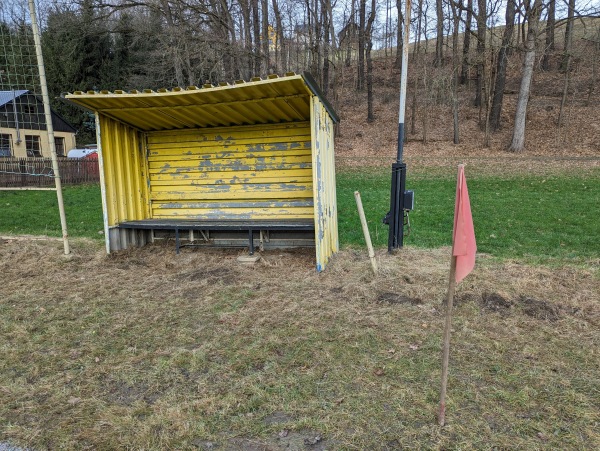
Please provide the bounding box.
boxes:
[1,238,599,449]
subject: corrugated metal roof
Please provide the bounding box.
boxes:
[64,73,339,132]
[0,90,28,107]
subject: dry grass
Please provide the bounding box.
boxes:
[1,238,599,449]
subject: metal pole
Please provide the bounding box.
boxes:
[387,0,411,252]
[397,0,411,164]
[28,0,70,255]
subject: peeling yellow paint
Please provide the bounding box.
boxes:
[147,123,313,220]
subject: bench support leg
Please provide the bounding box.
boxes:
[249,229,254,255]
[175,228,180,255]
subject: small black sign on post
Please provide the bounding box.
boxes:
[388,160,407,252]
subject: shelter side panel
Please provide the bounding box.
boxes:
[311,98,338,271]
[146,122,313,220]
[98,115,149,227]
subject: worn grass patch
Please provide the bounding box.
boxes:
[1,240,599,449]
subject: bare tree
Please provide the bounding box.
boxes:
[585,27,600,106]
[394,0,404,69]
[357,0,366,90]
[557,0,577,134]
[474,0,486,107]
[261,0,270,72]
[541,0,555,70]
[272,0,285,71]
[434,0,444,66]
[489,0,516,131]
[251,0,261,74]
[561,0,576,71]
[450,0,461,143]
[366,0,376,121]
[460,0,473,84]
[509,0,543,152]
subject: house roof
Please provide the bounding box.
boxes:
[64,72,339,132]
[0,90,29,108]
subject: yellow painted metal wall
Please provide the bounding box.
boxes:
[98,115,149,227]
[146,122,314,220]
[311,97,339,271]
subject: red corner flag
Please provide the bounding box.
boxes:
[452,165,476,283]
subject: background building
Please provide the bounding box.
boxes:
[0,90,76,158]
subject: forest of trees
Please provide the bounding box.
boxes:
[1,0,599,149]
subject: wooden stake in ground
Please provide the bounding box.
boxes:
[438,165,476,426]
[354,191,378,274]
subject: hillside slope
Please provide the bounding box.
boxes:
[334,42,599,163]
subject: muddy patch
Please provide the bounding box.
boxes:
[480,292,513,313]
[376,292,422,305]
[519,296,561,321]
[453,291,479,307]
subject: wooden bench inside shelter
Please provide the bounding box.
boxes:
[119,219,315,255]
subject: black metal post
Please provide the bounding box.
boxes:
[388,163,406,252]
[387,0,411,253]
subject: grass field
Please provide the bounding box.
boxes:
[1,167,599,449]
[338,167,600,264]
[2,167,599,264]
[0,185,103,239]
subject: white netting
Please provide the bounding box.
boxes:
[1,0,51,168]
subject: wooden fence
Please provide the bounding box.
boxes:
[0,157,100,188]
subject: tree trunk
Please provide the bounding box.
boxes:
[474,0,486,107]
[541,0,555,70]
[509,0,542,152]
[489,0,516,131]
[261,0,270,73]
[305,0,321,81]
[450,0,461,143]
[585,28,600,106]
[366,0,376,121]
[251,0,261,74]
[413,0,423,58]
[272,0,285,72]
[345,0,356,68]
[558,0,576,134]
[561,0,576,71]
[322,0,331,96]
[394,0,403,69]
[434,0,444,66]
[239,0,253,79]
[357,0,366,90]
[460,0,473,85]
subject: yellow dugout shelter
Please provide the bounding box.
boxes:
[66,72,339,271]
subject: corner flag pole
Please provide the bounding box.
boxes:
[28,0,70,255]
[438,164,477,426]
[387,0,411,252]
[438,254,457,426]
